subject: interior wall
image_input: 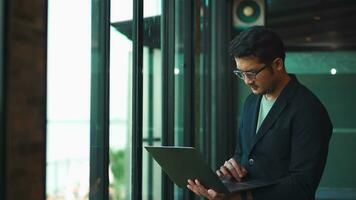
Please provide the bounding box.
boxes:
[3,0,46,199]
[0,0,5,198]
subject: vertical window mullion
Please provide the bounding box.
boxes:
[183,0,195,151]
[213,0,235,167]
[132,0,143,200]
[162,0,175,199]
[90,0,110,199]
[183,1,195,199]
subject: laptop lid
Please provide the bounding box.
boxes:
[145,146,281,194]
[145,146,229,193]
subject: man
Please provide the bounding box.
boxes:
[187,26,333,200]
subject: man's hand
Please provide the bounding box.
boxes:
[216,158,247,182]
[187,179,246,200]
[187,179,233,200]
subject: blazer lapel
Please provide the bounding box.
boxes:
[255,99,287,142]
[247,95,262,150]
[248,75,299,154]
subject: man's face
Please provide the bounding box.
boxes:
[234,56,276,95]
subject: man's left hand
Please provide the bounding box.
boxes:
[187,179,241,200]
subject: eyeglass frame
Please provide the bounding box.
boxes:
[233,64,268,80]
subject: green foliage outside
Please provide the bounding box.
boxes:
[109,149,126,200]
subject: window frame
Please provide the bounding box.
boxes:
[0,0,7,198]
[132,0,144,199]
[90,0,111,199]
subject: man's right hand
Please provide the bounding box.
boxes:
[216,158,247,182]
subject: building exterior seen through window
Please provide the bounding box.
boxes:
[47,0,91,199]
[47,0,134,199]
[46,0,356,199]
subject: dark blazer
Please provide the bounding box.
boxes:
[234,74,332,200]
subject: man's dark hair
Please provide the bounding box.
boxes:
[229,26,286,64]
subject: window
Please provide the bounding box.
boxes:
[234,1,356,199]
[46,0,231,199]
[286,51,356,199]
[267,1,356,198]
[109,0,134,199]
[142,1,163,200]
[46,0,91,199]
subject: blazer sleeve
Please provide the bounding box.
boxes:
[234,95,250,163]
[234,118,243,162]
[252,101,333,200]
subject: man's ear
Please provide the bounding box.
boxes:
[273,58,284,71]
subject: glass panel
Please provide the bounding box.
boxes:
[109,0,133,199]
[173,0,186,199]
[266,5,356,194]
[46,0,91,199]
[197,0,211,159]
[285,51,356,193]
[235,51,356,198]
[174,0,185,148]
[142,1,162,200]
[266,10,356,194]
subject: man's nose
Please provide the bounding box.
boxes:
[243,76,254,85]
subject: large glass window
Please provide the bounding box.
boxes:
[47,0,226,199]
[235,54,356,199]
[48,0,135,197]
[173,0,185,148]
[109,0,133,199]
[46,0,91,199]
[285,51,356,198]
[234,1,356,197]
[266,1,356,198]
[142,1,163,200]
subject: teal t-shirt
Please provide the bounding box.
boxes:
[256,95,276,133]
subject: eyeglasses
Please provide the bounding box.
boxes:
[233,65,267,80]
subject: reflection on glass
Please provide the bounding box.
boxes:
[109,0,133,199]
[46,0,91,199]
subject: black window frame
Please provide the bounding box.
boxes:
[0,0,7,198]
[161,0,175,199]
[89,0,111,199]
[132,0,143,199]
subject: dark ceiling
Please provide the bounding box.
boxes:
[112,0,356,51]
[267,0,356,50]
